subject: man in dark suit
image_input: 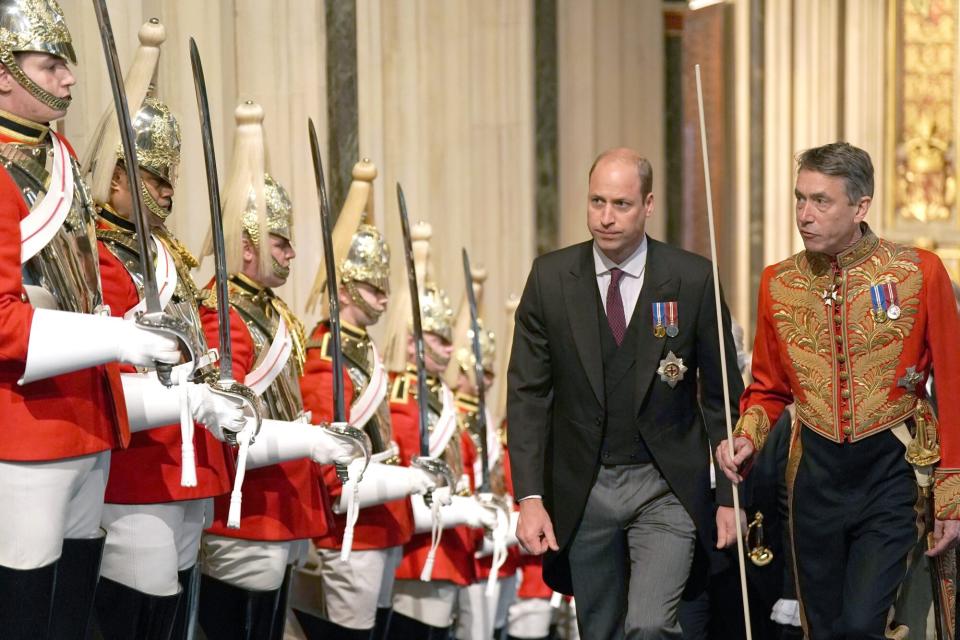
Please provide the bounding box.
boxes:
[507,147,744,639]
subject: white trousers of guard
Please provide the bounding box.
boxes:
[0,451,110,569]
[455,573,519,638]
[507,598,554,639]
[98,498,211,596]
[201,534,307,591]
[392,579,460,628]
[314,545,402,629]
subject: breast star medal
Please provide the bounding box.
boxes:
[657,351,687,388]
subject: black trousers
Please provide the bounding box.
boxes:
[791,428,919,640]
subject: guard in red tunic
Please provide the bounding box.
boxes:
[194,102,361,640]
[84,21,246,638]
[0,3,182,637]
[292,160,434,640]
[717,142,960,639]
[384,222,497,638]
[445,268,518,640]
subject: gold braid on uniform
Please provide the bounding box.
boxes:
[734,405,771,452]
[934,469,960,519]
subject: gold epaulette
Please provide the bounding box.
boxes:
[307,332,333,361]
[199,287,218,311]
[391,374,410,403]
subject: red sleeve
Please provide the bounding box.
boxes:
[300,324,357,498]
[389,379,422,466]
[300,323,356,425]
[97,242,143,374]
[460,429,478,492]
[199,302,255,382]
[925,254,960,470]
[0,166,35,363]
[737,266,794,450]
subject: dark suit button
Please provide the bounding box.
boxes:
[634,435,640,442]
[603,451,610,459]
[595,418,602,426]
[629,454,637,459]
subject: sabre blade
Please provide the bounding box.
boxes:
[92,0,160,313]
[396,184,430,458]
[462,248,490,493]
[189,38,232,381]
[308,119,346,422]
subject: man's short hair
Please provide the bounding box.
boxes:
[588,150,654,198]
[796,142,874,203]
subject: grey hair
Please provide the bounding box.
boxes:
[796,142,874,204]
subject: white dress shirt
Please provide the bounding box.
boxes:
[594,236,648,325]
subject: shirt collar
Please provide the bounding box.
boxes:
[593,235,648,278]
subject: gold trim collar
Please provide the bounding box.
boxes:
[0,108,49,143]
[806,223,879,272]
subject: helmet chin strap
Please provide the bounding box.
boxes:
[345,281,382,323]
[141,183,171,220]
[424,340,450,371]
[270,256,290,280]
[0,50,71,112]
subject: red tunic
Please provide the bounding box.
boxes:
[200,296,331,541]
[97,237,232,504]
[0,130,128,462]
[736,229,960,518]
[300,322,415,550]
[393,373,478,586]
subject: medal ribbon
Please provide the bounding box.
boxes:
[666,301,678,331]
[870,284,887,315]
[653,302,665,328]
[884,282,899,308]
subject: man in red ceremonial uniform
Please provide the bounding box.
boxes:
[717,142,960,639]
[86,21,246,638]
[194,101,361,640]
[0,3,182,637]
[384,222,497,639]
[294,159,435,640]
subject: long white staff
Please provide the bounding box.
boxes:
[694,63,753,639]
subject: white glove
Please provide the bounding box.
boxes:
[334,463,436,513]
[20,309,181,384]
[770,599,801,626]
[188,384,247,442]
[245,419,361,470]
[441,495,498,530]
[120,373,246,439]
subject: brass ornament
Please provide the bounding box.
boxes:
[119,97,181,187]
[747,512,774,567]
[419,281,454,343]
[242,172,293,246]
[341,223,390,294]
[456,322,496,374]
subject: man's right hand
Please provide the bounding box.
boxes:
[715,436,755,484]
[517,497,559,555]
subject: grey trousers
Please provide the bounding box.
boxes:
[568,463,696,640]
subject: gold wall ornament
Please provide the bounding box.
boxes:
[887,0,959,228]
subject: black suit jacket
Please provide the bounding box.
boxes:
[507,237,744,594]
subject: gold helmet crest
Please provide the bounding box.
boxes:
[0,0,75,111]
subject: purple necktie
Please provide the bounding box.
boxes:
[606,268,626,345]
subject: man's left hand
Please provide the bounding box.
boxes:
[716,506,747,549]
[926,519,960,557]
